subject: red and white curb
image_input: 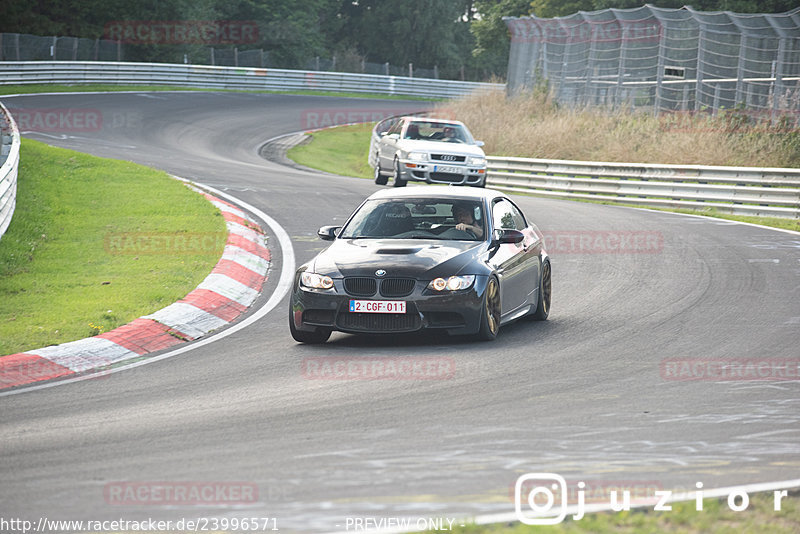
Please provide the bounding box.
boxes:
[0,186,270,391]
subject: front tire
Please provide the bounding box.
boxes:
[392,157,407,187]
[476,276,501,341]
[374,154,388,185]
[531,260,551,321]
[290,309,331,344]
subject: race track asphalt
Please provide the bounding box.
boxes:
[1,92,799,532]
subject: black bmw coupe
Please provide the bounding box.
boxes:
[290,187,551,343]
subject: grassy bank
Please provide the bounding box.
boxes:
[288,123,374,179]
[427,490,800,533]
[0,139,226,356]
[436,88,800,168]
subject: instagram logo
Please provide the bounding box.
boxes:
[514,473,567,525]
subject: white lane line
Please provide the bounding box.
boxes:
[0,180,295,397]
[135,94,168,100]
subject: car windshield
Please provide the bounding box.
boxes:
[403,122,471,143]
[339,198,485,241]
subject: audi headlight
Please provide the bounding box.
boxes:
[468,157,486,166]
[427,275,475,291]
[407,152,427,162]
[301,272,334,290]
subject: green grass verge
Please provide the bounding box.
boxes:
[0,83,438,101]
[288,123,375,179]
[0,139,227,356]
[425,491,800,533]
[286,123,799,233]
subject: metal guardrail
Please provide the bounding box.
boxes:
[486,156,800,219]
[0,101,20,241]
[0,61,502,99]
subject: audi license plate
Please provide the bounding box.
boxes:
[349,300,406,314]
[433,165,462,174]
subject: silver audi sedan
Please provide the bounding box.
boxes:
[370,116,488,187]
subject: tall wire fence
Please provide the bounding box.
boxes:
[0,33,122,61]
[504,6,800,121]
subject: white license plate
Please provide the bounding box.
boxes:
[433,165,462,174]
[349,300,406,314]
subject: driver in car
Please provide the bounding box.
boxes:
[453,203,483,238]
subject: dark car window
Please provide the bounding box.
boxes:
[339,198,485,241]
[492,199,526,231]
[405,122,472,143]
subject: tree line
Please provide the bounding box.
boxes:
[3,0,796,81]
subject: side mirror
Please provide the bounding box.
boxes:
[318,225,341,241]
[475,140,485,147]
[494,229,524,245]
[380,131,388,137]
[388,133,400,140]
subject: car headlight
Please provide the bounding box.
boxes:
[427,275,475,291]
[301,272,334,290]
[468,157,486,166]
[407,152,427,161]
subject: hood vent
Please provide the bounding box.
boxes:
[376,248,420,254]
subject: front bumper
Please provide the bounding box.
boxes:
[290,276,489,337]
[398,159,486,186]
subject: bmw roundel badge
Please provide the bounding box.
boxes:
[375,269,387,277]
